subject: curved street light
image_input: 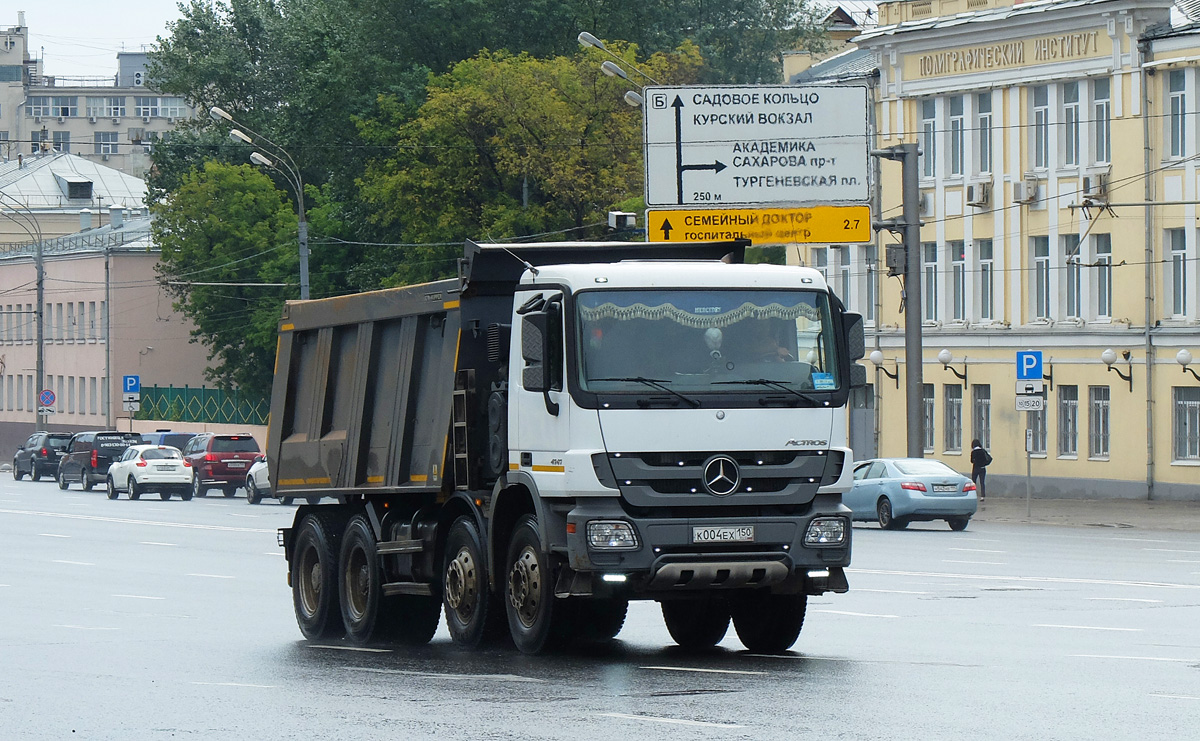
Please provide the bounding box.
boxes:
[212,107,310,300]
[577,31,661,86]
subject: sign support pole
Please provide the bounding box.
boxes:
[1025,428,1033,518]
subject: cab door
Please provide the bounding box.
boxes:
[510,291,571,496]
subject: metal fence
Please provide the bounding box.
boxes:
[135,385,268,426]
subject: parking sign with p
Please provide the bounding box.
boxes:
[123,375,141,394]
[1016,351,1043,381]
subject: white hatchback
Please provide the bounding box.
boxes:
[106,444,194,501]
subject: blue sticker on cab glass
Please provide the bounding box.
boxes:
[812,373,835,390]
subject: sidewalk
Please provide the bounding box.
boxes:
[973,496,1200,532]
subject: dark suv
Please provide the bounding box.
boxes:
[13,431,74,481]
[181,433,260,498]
[57,431,147,491]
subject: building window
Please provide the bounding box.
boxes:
[923,242,938,321]
[1028,397,1048,455]
[1094,234,1112,319]
[1174,387,1200,460]
[135,96,159,118]
[94,132,119,155]
[1169,70,1186,159]
[90,377,98,414]
[950,240,965,321]
[1058,385,1079,457]
[977,239,994,320]
[836,247,851,304]
[863,244,877,323]
[977,92,992,173]
[88,302,97,339]
[1062,82,1080,167]
[1168,228,1187,317]
[972,384,991,450]
[86,96,126,118]
[1089,385,1110,459]
[28,96,50,117]
[50,96,78,117]
[1063,234,1081,319]
[949,95,964,176]
[31,127,47,154]
[921,99,936,178]
[52,131,69,153]
[1093,78,1110,164]
[944,384,963,452]
[160,97,186,118]
[810,247,827,281]
[1032,85,1049,169]
[923,383,935,453]
[1033,236,1051,320]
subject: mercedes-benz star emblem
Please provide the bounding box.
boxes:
[702,455,740,497]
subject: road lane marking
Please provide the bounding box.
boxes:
[855,588,930,595]
[0,584,9,587]
[52,560,93,566]
[187,573,235,579]
[599,713,743,729]
[747,654,981,668]
[642,666,766,676]
[1086,597,1163,603]
[228,513,259,518]
[812,609,899,618]
[347,666,544,682]
[1166,559,1200,564]
[980,586,1045,591]
[949,547,1006,553]
[140,542,177,546]
[1034,624,1142,632]
[1143,548,1200,554]
[113,594,165,600]
[1113,537,1172,543]
[1149,693,1200,701]
[849,568,1200,591]
[55,624,118,631]
[190,681,278,688]
[1074,654,1197,663]
[308,645,392,654]
[942,559,1007,566]
[0,508,273,533]
[38,533,69,538]
[262,552,285,557]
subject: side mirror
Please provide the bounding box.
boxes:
[850,363,868,389]
[843,312,865,361]
[522,312,550,393]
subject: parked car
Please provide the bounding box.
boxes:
[244,456,318,505]
[57,431,147,491]
[181,433,260,498]
[106,444,193,501]
[140,430,198,451]
[845,458,978,531]
[13,431,73,481]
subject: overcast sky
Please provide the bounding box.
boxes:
[16,2,185,79]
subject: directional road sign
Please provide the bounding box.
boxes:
[643,85,869,207]
[40,389,56,407]
[646,205,871,244]
[1016,351,1043,380]
[123,375,141,394]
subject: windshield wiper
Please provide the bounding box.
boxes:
[590,377,701,408]
[712,379,825,405]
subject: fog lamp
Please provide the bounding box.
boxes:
[586,521,639,550]
[804,517,847,546]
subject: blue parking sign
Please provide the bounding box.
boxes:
[123,375,141,394]
[1016,351,1043,380]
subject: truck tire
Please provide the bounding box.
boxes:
[291,513,343,640]
[443,517,504,649]
[504,514,570,654]
[662,599,731,649]
[574,599,629,643]
[730,592,807,654]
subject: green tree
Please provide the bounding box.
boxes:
[151,161,299,396]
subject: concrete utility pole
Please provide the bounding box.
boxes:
[871,143,924,458]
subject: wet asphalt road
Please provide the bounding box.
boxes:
[1,477,1198,740]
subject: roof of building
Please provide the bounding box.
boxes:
[790,46,878,84]
[0,214,152,261]
[0,152,147,212]
[821,1,878,28]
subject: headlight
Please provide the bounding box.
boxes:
[804,517,847,547]
[586,521,640,550]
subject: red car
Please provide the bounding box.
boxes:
[181,433,261,498]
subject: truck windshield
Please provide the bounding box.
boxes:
[576,289,839,394]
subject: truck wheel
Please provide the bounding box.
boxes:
[574,599,629,643]
[58,469,69,490]
[730,592,807,654]
[246,478,262,505]
[82,469,95,491]
[12,460,22,480]
[292,513,343,640]
[443,517,502,649]
[339,515,439,646]
[662,599,731,649]
[504,515,569,654]
[106,476,119,500]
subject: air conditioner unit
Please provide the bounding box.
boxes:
[918,192,934,217]
[88,116,97,124]
[1015,175,1039,204]
[142,116,151,124]
[166,117,175,124]
[112,117,120,124]
[101,154,110,161]
[34,116,42,124]
[57,116,65,123]
[966,182,991,207]
[1083,174,1107,199]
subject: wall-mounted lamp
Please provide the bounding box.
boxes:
[869,349,899,389]
[1101,348,1133,391]
[1177,349,1200,383]
[936,348,967,386]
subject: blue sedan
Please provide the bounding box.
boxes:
[845,458,978,531]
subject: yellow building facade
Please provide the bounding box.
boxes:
[819,0,1200,500]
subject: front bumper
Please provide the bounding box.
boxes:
[561,495,851,597]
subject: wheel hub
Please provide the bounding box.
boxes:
[507,547,541,628]
[445,548,477,614]
[298,549,322,617]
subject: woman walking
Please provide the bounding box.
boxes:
[970,439,991,500]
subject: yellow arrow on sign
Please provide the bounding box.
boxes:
[646,205,871,245]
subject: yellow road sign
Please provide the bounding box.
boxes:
[646,205,871,244]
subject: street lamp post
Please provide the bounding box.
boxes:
[0,194,45,428]
[210,107,310,300]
